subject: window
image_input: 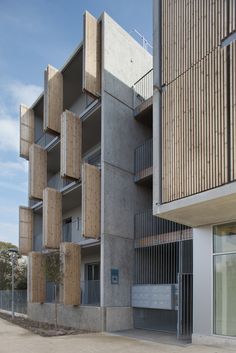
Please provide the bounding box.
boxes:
[213,222,236,336]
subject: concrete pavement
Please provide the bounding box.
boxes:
[0,318,235,353]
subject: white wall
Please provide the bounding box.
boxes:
[193,226,212,337]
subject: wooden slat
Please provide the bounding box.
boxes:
[29,144,47,200]
[44,65,63,133]
[83,11,101,97]
[19,206,33,255]
[28,252,45,303]
[82,163,101,239]
[162,47,228,202]
[43,187,62,249]
[60,110,82,180]
[20,104,34,160]
[60,242,81,306]
[161,0,228,86]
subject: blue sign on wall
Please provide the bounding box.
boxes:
[111,268,119,284]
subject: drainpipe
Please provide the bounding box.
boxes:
[153,0,162,209]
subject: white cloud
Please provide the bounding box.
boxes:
[0,80,42,152]
[0,160,28,177]
[7,81,42,111]
[0,117,19,151]
[0,222,18,246]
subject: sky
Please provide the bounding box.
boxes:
[0,0,152,246]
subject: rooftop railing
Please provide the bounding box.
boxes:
[133,69,153,109]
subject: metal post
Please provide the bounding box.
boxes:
[11,253,15,319]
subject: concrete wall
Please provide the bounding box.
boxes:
[27,303,132,332]
[28,303,105,331]
[100,13,153,329]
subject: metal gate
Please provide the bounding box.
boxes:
[177,273,193,340]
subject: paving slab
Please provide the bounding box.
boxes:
[0,318,235,353]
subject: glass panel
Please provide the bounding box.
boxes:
[213,222,236,253]
[214,254,236,336]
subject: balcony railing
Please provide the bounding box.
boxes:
[48,173,72,191]
[81,280,100,305]
[62,219,83,244]
[134,209,192,248]
[134,139,153,182]
[133,69,153,109]
[35,132,57,149]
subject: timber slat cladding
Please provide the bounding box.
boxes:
[28,252,45,303]
[229,0,236,33]
[83,11,101,97]
[161,0,236,203]
[230,41,236,180]
[161,0,228,86]
[20,104,34,160]
[43,187,62,249]
[60,243,81,306]
[29,144,47,200]
[82,163,101,239]
[19,206,33,255]
[162,47,228,203]
[44,65,63,133]
[60,110,82,180]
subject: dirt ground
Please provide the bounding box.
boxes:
[0,316,236,353]
[0,311,86,336]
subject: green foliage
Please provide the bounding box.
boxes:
[0,241,27,290]
[44,251,63,285]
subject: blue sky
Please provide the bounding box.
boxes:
[0,0,152,246]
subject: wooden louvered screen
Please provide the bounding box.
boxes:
[61,110,82,180]
[44,65,63,133]
[43,187,62,249]
[20,104,34,160]
[19,206,33,255]
[60,242,81,306]
[161,0,236,203]
[29,144,47,200]
[28,252,45,303]
[83,11,101,97]
[82,163,101,239]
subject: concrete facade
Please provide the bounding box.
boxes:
[20,11,153,333]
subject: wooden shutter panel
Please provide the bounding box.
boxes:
[83,11,101,97]
[61,110,82,180]
[61,242,81,306]
[82,163,101,239]
[43,187,62,249]
[28,252,45,303]
[44,65,63,133]
[20,104,34,159]
[29,144,47,200]
[19,206,33,255]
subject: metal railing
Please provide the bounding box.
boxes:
[84,149,101,169]
[81,280,100,305]
[48,173,72,191]
[62,219,83,244]
[35,132,57,148]
[134,209,192,248]
[134,139,153,182]
[0,290,27,314]
[133,69,153,109]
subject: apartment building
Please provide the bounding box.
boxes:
[19,11,153,332]
[19,8,195,338]
[153,0,236,346]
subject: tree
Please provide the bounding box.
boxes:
[44,251,63,329]
[0,242,27,290]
